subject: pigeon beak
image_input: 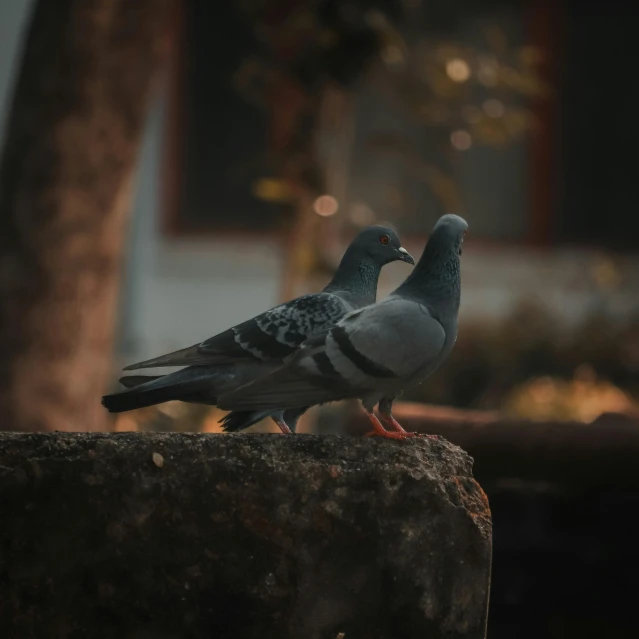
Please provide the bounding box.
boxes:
[397,247,415,265]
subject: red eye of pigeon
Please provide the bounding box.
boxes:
[380,235,390,245]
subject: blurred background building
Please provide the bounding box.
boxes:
[3,1,639,431]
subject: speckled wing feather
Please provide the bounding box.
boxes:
[123,293,350,370]
[217,298,447,411]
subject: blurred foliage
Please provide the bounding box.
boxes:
[502,364,636,423]
[362,12,548,223]
[236,0,404,94]
[234,0,405,197]
[405,300,639,420]
[234,0,546,215]
[376,30,547,145]
[366,24,547,178]
[230,0,552,298]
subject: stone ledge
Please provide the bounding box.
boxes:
[0,432,491,639]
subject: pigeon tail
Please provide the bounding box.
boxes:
[219,410,274,432]
[219,406,309,433]
[119,375,162,388]
[101,385,188,413]
[123,344,207,370]
[102,367,230,413]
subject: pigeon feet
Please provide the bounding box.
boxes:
[379,412,422,437]
[363,409,418,440]
[273,418,293,435]
[377,411,440,439]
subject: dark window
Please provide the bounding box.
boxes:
[168,0,280,233]
[165,0,639,250]
[343,0,531,240]
[559,3,639,249]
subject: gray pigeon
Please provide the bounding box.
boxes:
[217,214,467,439]
[101,225,414,433]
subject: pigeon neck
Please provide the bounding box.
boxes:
[394,239,461,317]
[323,251,381,305]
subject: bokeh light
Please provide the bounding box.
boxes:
[451,129,472,151]
[483,98,505,118]
[313,195,339,217]
[445,58,471,82]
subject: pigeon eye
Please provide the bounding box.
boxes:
[380,235,390,245]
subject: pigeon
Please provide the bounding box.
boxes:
[101,225,414,433]
[116,373,310,434]
[216,214,467,439]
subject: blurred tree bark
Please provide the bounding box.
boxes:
[0,0,175,431]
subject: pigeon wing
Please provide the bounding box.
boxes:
[123,293,349,370]
[218,298,446,410]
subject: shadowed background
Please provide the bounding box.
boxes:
[1,1,638,637]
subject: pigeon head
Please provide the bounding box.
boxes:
[430,214,468,257]
[393,214,468,304]
[349,225,415,266]
[323,225,413,303]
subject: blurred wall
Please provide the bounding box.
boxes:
[117,98,283,367]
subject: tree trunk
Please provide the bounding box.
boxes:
[0,0,175,432]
